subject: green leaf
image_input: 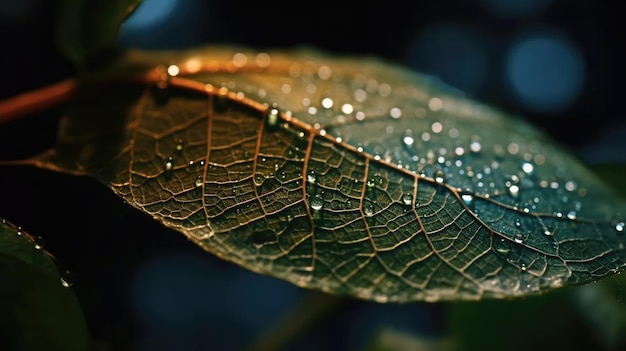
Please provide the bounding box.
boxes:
[29,45,626,302]
[0,218,88,351]
[55,0,142,68]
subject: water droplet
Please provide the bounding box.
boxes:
[565,180,577,192]
[34,236,45,250]
[460,192,474,207]
[389,107,402,119]
[616,222,625,233]
[266,104,280,128]
[254,173,265,186]
[175,139,183,151]
[434,170,446,184]
[567,210,577,220]
[402,192,413,205]
[307,170,316,184]
[60,270,75,288]
[402,130,415,148]
[309,195,324,211]
[494,238,511,256]
[165,157,174,171]
[521,162,534,174]
[195,176,203,187]
[469,140,481,153]
[367,177,376,188]
[543,225,552,236]
[515,218,522,227]
[508,184,520,198]
[513,233,524,244]
[364,202,375,217]
[321,97,333,109]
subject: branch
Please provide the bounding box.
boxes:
[0,79,76,125]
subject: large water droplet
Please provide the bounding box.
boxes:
[309,195,324,211]
[434,170,446,184]
[367,177,376,188]
[195,176,203,187]
[364,202,375,217]
[402,192,413,205]
[494,238,511,256]
[460,192,474,207]
[508,184,520,198]
[513,233,524,244]
[616,221,625,233]
[254,173,265,186]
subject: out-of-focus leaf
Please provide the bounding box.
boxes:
[56,0,142,68]
[448,272,626,351]
[589,164,626,199]
[28,46,626,302]
[0,218,88,351]
[365,328,455,351]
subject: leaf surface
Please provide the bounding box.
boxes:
[31,46,626,302]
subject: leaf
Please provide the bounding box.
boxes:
[28,45,626,302]
[0,218,88,351]
[55,0,143,68]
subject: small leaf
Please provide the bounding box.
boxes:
[0,218,88,351]
[29,46,626,302]
[56,0,142,68]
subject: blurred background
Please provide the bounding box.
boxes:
[0,0,625,350]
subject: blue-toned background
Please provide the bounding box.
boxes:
[0,0,625,350]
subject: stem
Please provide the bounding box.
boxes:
[243,291,346,351]
[0,79,76,125]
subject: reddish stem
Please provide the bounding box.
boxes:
[0,79,76,125]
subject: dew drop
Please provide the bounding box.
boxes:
[165,157,174,171]
[307,170,317,184]
[567,210,577,220]
[367,178,376,188]
[616,222,625,233]
[515,218,522,227]
[34,236,45,250]
[266,104,280,128]
[175,139,184,151]
[195,176,203,187]
[469,140,482,153]
[364,203,375,217]
[494,238,511,256]
[434,170,446,184]
[402,192,413,205]
[309,195,324,211]
[513,233,524,244]
[508,184,520,198]
[402,130,415,148]
[60,270,75,288]
[460,192,474,207]
[254,173,265,186]
[565,180,577,192]
[521,162,534,174]
[543,225,552,236]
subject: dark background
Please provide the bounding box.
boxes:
[0,0,625,350]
